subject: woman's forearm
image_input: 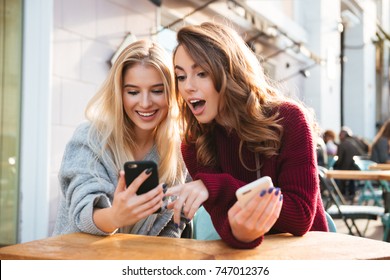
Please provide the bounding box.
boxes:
[93,207,118,234]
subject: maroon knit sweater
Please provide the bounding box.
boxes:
[182,102,328,249]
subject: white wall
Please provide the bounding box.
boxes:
[20,0,53,243]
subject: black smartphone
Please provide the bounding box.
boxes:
[124,161,159,195]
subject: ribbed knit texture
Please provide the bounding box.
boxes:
[182,102,328,249]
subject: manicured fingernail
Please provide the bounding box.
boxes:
[268,187,274,194]
[186,218,191,224]
[275,188,280,196]
[162,183,168,193]
[279,194,283,201]
[174,223,179,229]
[260,189,267,197]
[145,168,153,174]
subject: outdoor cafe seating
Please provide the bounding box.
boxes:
[352,156,390,207]
[318,166,385,238]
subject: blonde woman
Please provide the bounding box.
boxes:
[172,22,328,248]
[53,40,207,237]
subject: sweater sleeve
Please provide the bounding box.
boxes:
[58,124,117,235]
[269,103,320,236]
[181,143,263,249]
[181,102,323,247]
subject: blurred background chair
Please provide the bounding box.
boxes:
[352,155,376,170]
[327,155,338,170]
[325,211,337,233]
[353,156,386,206]
[318,166,384,237]
[193,206,221,240]
[382,189,390,242]
[383,213,390,242]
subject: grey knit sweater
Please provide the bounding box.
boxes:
[52,122,187,237]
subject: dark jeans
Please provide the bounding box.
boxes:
[337,179,356,198]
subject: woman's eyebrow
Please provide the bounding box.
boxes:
[151,83,164,87]
[123,83,164,88]
[123,83,137,88]
[174,63,199,71]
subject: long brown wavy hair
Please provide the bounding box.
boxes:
[174,22,316,169]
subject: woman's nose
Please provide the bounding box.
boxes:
[139,92,152,107]
[184,77,196,92]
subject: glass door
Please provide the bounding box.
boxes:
[0,0,22,246]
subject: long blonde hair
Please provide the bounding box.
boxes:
[85,39,185,185]
[174,22,316,168]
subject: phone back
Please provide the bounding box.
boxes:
[124,161,159,195]
[236,176,273,207]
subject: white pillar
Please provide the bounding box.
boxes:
[20,0,53,242]
[343,0,377,140]
[299,0,342,133]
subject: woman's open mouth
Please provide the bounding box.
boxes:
[189,99,206,115]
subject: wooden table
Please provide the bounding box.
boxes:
[325,169,390,181]
[369,163,390,171]
[1,231,390,260]
[325,169,390,206]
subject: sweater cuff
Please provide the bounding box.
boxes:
[225,233,264,249]
[78,194,115,235]
[195,173,243,205]
[203,201,264,249]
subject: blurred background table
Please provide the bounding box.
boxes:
[325,169,390,206]
[369,163,390,171]
[325,170,390,181]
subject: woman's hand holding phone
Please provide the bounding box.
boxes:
[123,161,162,214]
[115,168,164,223]
[228,177,283,243]
[93,168,164,233]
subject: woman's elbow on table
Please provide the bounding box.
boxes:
[275,215,313,236]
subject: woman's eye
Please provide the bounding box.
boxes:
[126,91,138,95]
[152,89,164,94]
[198,72,207,78]
[176,75,186,82]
